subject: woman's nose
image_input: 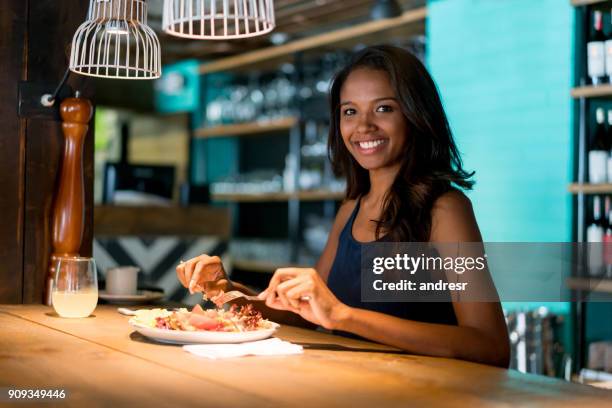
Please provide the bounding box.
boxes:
[356,112,376,132]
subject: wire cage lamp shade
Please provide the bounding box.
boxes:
[163,0,275,40]
[69,0,161,79]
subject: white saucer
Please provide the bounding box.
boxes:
[99,290,164,305]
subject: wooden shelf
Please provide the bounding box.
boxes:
[93,205,230,237]
[199,7,427,74]
[194,117,297,139]
[212,190,345,202]
[567,277,612,293]
[571,85,612,99]
[571,0,607,6]
[568,183,612,194]
[232,259,309,273]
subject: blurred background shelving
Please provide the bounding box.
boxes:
[211,190,345,202]
[194,117,297,139]
[570,0,612,383]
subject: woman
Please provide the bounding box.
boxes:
[177,45,510,367]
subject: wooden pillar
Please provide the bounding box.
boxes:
[0,1,94,303]
[0,1,27,303]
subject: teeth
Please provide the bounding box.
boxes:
[358,140,384,149]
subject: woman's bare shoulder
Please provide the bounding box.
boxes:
[432,189,473,213]
[430,189,481,242]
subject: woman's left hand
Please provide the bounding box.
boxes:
[258,268,350,330]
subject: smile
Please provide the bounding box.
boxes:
[353,138,388,154]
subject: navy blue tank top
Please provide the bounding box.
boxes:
[327,199,458,325]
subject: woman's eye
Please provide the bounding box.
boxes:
[376,105,393,112]
[343,108,356,116]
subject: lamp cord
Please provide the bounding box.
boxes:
[40,68,71,107]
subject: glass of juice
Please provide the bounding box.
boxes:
[52,257,98,318]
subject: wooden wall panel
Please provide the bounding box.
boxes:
[0,1,27,303]
[22,0,93,303]
[0,1,94,303]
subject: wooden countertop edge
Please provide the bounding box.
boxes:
[2,305,612,406]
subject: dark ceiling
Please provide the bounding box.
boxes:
[145,0,425,63]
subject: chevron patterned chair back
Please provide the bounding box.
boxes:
[93,205,231,304]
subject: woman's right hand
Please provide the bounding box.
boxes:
[175,254,231,297]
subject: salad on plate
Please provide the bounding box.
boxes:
[131,303,274,333]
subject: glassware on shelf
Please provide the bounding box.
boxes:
[229,239,292,265]
[327,178,347,193]
[228,239,319,270]
[230,85,251,123]
[248,73,265,121]
[211,171,284,195]
[205,94,224,127]
[303,215,333,254]
[298,169,323,191]
[51,257,98,318]
[202,51,367,128]
[220,89,234,124]
[283,154,298,193]
[301,121,328,158]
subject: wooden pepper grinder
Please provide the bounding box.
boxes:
[45,91,93,305]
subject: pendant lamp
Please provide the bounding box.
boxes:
[162,0,275,39]
[69,0,162,79]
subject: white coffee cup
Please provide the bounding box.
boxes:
[106,266,140,296]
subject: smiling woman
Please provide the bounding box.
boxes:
[328,45,475,242]
[177,45,510,368]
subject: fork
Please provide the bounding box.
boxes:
[211,290,311,307]
[210,290,261,307]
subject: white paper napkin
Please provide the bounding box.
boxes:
[182,338,303,359]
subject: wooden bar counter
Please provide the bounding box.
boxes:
[0,305,610,407]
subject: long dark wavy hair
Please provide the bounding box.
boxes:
[328,45,474,241]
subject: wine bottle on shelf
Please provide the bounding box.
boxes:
[588,196,604,242]
[587,196,604,277]
[589,108,609,184]
[604,196,612,277]
[588,10,606,86]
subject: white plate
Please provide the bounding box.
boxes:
[128,319,280,344]
[99,290,164,304]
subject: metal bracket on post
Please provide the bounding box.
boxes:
[18,82,72,121]
[18,68,72,120]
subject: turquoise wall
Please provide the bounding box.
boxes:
[427,0,573,243]
[427,0,574,317]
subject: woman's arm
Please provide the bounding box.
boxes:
[333,302,509,367]
[336,190,509,366]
